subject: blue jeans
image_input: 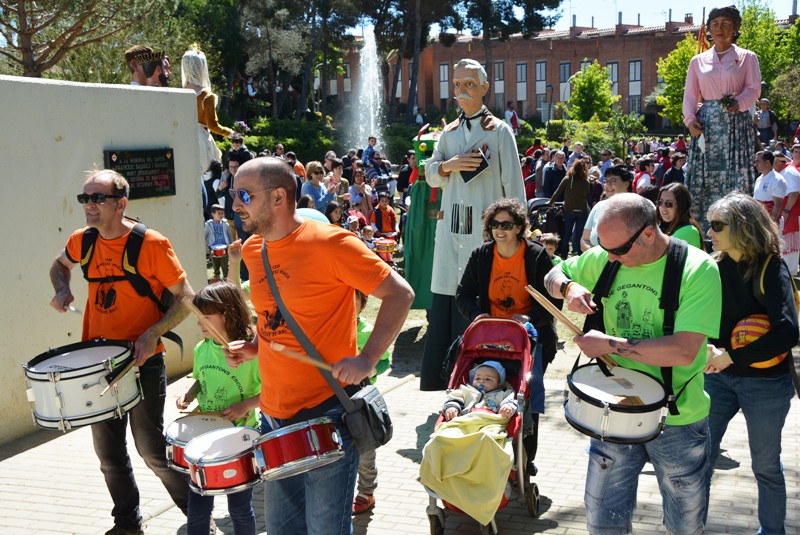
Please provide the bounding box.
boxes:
[187,485,256,535]
[90,354,189,530]
[259,407,359,535]
[561,210,588,259]
[584,418,710,535]
[705,372,794,535]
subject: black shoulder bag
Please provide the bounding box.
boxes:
[261,241,393,455]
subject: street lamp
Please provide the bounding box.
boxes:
[546,83,554,123]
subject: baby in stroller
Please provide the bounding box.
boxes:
[442,360,517,421]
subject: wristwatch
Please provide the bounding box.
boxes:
[560,279,574,297]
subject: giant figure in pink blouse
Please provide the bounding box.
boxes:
[683,5,761,225]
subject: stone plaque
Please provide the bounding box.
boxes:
[103,148,176,200]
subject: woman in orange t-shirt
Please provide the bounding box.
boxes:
[455,198,562,476]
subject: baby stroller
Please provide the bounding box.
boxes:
[423,315,541,535]
[528,198,563,235]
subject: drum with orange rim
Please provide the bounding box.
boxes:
[730,314,788,368]
[374,238,396,254]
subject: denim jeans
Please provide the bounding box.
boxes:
[187,485,256,535]
[90,354,189,530]
[561,210,588,259]
[584,418,710,535]
[705,372,794,535]
[260,407,359,535]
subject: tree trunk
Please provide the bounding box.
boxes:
[407,0,422,125]
[320,18,328,122]
[296,2,319,122]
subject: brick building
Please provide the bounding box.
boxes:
[333,12,795,130]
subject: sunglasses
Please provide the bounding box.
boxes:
[77,193,123,204]
[230,188,271,204]
[599,221,649,256]
[488,220,517,231]
[312,170,324,175]
[232,139,243,144]
[709,220,728,232]
[657,199,675,208]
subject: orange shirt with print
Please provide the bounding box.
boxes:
[242,219,391,419]
[488,244,532,318]
[65,227,186,353]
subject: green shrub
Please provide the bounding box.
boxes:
[573,118,615,162]
[545,120,578,143]
[216,117,338,163]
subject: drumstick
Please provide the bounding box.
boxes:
[180,410,223,416]
[525,285,616,368]
[183,297,232,350]
[100,360,136,396]
[269,342,333,372]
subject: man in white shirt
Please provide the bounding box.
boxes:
[753,150,787,223]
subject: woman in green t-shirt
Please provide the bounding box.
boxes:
[657,182,704,250]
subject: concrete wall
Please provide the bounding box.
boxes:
[0,75,207,445]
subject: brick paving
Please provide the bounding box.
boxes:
[1,346,798,534]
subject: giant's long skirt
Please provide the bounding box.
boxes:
[686,100,756,226]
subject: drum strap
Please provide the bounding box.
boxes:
[260,241,361,414]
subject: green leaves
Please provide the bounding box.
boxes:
[567,60,620,123]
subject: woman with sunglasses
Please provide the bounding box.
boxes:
[456,198,561,476]
[656,183,704,249]
[704,193,797,535]
[301,160,338,212]
[580,164,633,252]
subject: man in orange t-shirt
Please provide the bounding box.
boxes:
[49,170,193,534]
[225,157,414,535]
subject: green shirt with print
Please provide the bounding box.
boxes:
[561,243,721,425]
[671,223,703,250]
[193,338,262,428]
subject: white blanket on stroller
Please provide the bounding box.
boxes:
[419,411,514,526]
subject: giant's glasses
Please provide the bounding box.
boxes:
[598,221,649,256]
[77,193,123,204]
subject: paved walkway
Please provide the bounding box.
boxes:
[1,347,798,534]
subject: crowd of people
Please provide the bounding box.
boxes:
[41,8,799,534]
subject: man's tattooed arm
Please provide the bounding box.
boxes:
[608,338,642,357]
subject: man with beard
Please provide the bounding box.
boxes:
[223,157,414,535]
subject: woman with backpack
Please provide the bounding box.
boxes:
[704,193,798,535]
[548,159,590,259]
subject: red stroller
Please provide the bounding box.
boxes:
[423,315,541,535]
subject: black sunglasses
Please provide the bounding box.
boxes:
[598,221,650,256]
[656,199,675,208]
[488,220,517,231]
[77,193,123,204]
[709,220,728,232]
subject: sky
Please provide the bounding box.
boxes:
[546,0,791,31]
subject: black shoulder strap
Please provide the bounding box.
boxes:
[582,259,621,335]
[659,238,688,415]
[80,227,100,280]
[752,254,772,310]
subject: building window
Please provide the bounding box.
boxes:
[580,59,591,72]
[516,63,527,83]
[536,94,548,120]
[343,62,351,93]
[629,60,642,82]
[629,96,641,115]
[343,63,351,79]
[495,61,504,81]
[559,62,571,83]
[536,61,546,82]
[439,63,449,99]
[606,61,618,96]
[657,72,665,85]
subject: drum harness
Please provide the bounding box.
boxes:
[78,218,184,366]
[582,237,695,417]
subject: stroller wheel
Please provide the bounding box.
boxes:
[428,513,444,535]
[526,482,541,518]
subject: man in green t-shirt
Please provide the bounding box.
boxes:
[543,193,721,535]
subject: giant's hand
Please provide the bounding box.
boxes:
[441,150,485,173]
[688,120,704,137]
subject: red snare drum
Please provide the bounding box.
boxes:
[254,417,344,481]
[374,238,396,254]
[211,245,227,257]
[184,427,261,495]
[165,415,233,473]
